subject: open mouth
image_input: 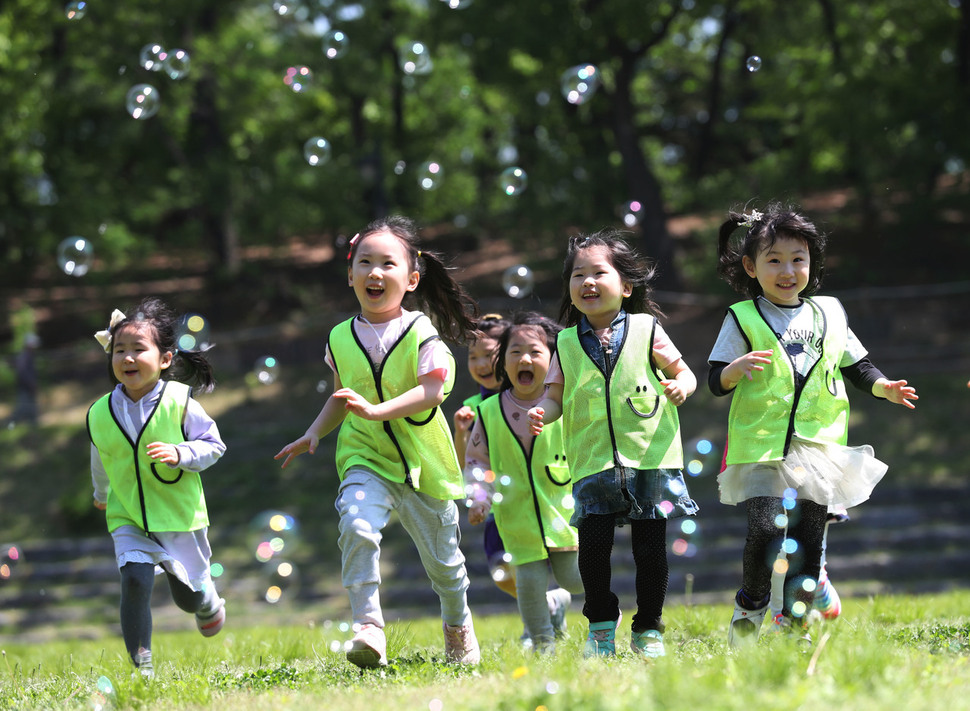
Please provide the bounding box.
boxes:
[366,285,384,297]
[516,371,534,386]
[582,291,598,300]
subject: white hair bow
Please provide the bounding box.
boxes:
[94,309,127,352]
[739,209,763,228]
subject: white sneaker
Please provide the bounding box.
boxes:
[196,598,226,637]
[728,602,768,647]
[346,624,388,668]
[547,588,572,639]
[132,647,154,680]
[443,621,481,664]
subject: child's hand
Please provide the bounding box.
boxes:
[146,441,180,466]
[93,498,107,511]
[725,350,773,387]
[333,388,379,419]
[468,500,490,525]
[453,405,476,433]
[527,406,545,435]
[661,379,689,406]
[274,434,319,469]
[879,379,918,409]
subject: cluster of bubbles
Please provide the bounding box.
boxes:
[248,510,301,603]
[560,63,600,105]
[121,44,192,121]
[175,313,212,352]
[0,545,22,581]
[284,65,313,93]
[685,438,720,477]
[56,236,94,277]
[502,265,534,299]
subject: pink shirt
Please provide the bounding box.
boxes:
[545,321,683,385]
[463,390,543,471]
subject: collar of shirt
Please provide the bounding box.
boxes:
[577,309,627,371]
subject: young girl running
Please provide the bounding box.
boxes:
[529,230,698,659]
[88,297,227,679]
[275,216,482,668]
[709,204,917,646]
[464,312,583,654]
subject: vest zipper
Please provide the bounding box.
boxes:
[503,399,549,554]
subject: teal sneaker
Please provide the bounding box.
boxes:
[583,613,621,658]
[630,629,665,658]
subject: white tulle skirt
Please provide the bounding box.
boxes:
[718,437,887,508]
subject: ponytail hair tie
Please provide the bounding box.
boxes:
[346,232,360,260]
[94,309,127,352]
[417,250,422,258]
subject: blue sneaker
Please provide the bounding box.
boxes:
[583,613,621,658]
[630,629,665,658]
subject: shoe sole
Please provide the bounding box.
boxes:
[197,607,225,637]
[346,644,387,668]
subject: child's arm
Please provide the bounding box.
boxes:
[872,378,918,409]
[462,417,494,525]
[453,404,476,467]
[660,357,696,406]
[91,444,108,510]
[275,373,350,469]
[147,399,227,469]
[333,370,446,421]
[527,382,564,435]
[718,350,774,392]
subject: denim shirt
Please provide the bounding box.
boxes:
[576,310,627,374]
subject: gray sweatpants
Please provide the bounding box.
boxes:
[336,467,472,629]
[516,550,584,644]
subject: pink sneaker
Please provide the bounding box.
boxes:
[196,599,226,637]
[443,621,481,664]
[346,624,388,668]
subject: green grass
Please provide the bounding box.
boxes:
[1,592,969,710]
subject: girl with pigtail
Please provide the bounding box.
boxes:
[276,215,483,669]
[88,297,227,679]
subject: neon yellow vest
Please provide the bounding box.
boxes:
[477,395,577,565]
[330,314,464,500]
[725,296,850,465]
[87,381,209,534]
[558,313,684,480]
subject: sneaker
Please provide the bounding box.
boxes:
[769,613,813,646]
[196,598,226,637]
[814,569,842,619]
[346,624,388,668]
[547,588,571,639]
[132,647,154,680]
[443,621,481,664]
[630,629,665,658]
[728,601,768,647]
[583,613,621,658]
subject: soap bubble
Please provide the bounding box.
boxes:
[746,55,762,72]
[417,160,443,190]
[163,49,190,80]
[498,167,528,196]
[560,63,600,105]
[502,265,534,299]
[139,44,167,72]
[283,65,313,92]
[254,356,280,385]
[56,236,94,276]
[249,510,301,562]
[126,84,160,120]
[400,41,433,75]
[323,30,349,59]
[618,200,644,227]
[303,136,332,166]
[0,545,22,580]
[175,313,212,352]
[441,0,474,7]
[263,560,300,603]
[65,2,87,20]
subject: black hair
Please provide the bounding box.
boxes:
[716,201,827,298]
[347,215,479,344]
[105,297,217,393]
[474,313,510,342]
[494,311,563,392]
[557,228,663,326]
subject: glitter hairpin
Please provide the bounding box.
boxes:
[739,210,763,228]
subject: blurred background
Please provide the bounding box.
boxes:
[1,0,969,642]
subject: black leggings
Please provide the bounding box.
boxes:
[742,496,827,615]
[577,515,668,633]
[120,562,206,662]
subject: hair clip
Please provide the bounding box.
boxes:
[93,309,127,352]
[346,232,360,260]
[739,210,763,228]
[481,313,504,320]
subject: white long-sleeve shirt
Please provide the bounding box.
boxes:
[90,380,226,504]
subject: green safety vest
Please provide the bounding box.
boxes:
[330,314,463,500]
[725,296,850,465]
[558,313,684,480]
[477,394,577,565]
[87,381,209,534]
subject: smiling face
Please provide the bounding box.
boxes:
[568,245,633,329]
[348,230,420,323]
[742,235,811,306]
[111,323,172,401]
[504,325,552,401]
[466,335,501,391]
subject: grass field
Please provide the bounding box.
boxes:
[1,592,969,710]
